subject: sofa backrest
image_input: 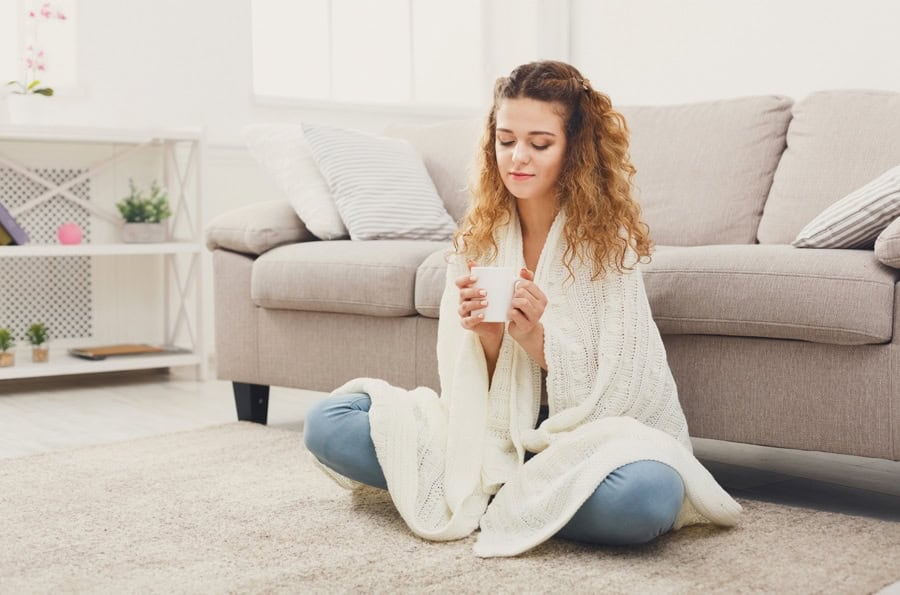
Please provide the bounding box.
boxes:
[383,118,484,224]
[620,96,793,246]
[388,96,797,247]
[757,90,900,244]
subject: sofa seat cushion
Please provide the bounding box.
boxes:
[252,240,450,316]
[641,245,898,345]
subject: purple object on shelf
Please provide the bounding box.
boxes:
[0,202,29,245]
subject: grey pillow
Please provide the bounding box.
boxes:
[875,216,900,268]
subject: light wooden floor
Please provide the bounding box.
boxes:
[2,367,899,591]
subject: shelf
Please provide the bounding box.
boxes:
[0,348,202,381]
[0,125,203,144]
[0,129,207,381]
[0,242,203,257]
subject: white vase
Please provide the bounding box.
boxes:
[7,94,49,126]
[122,222,168,243]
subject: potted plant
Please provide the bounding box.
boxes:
[116,179,172,243]
[0,328,14,367]
[26,322,49,363]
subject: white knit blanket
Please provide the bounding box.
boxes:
[319,209,742,557]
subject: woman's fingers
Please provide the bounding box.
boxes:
[458,298,488,317]
[460,287,486,301]
[455,272,477,289]
[514,279,547,305]
[460,312,485,329]
[510,296,537,321]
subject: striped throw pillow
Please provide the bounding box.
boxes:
[793,165,900,248]
[301,122,457,241]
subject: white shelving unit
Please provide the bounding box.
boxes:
[0,125,207,381]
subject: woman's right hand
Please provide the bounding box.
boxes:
[456,261,504,341]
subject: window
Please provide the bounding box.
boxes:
[251,0,486,110]
[5,0,78,93]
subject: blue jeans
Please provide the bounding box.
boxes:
[304,392,684,546]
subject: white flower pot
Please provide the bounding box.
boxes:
[7,94,49,126]
[122,222,168,243]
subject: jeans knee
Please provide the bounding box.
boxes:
[560,460,685,546]
[613,461,684,543]
[303,392,371,458]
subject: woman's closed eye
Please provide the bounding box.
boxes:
[497,140,550,151]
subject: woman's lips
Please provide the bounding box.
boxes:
[510,173,534,181]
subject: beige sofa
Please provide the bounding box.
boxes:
[207,90,900,462]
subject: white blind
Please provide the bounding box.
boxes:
[251,0,484,109]
[251,0,330,100]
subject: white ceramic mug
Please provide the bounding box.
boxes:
[471,266,520,322]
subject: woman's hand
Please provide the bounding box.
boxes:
[455,261,504,342]
[508,267,548,342]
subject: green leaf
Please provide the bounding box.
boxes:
[33,88,54,96]
[27,80,40,91]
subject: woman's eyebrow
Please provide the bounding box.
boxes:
[496,128,557,137]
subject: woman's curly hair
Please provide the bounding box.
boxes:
[453,60,652,279]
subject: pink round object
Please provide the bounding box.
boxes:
[57,222,83,245]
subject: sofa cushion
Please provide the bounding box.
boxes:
[415,244,897,344]
[619,95,793,246]
[758,90,900,244]
[640,245,897,345]
[252,240,450,316]
[383,118,483,225]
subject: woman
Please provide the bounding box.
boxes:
[304,60,741,557]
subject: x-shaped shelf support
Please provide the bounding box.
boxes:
[0,140,159,224]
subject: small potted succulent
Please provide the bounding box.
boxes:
[26,322,49,363]
[116,179,172,243]
[0,327,14,367]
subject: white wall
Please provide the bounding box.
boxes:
[11,0,493,363]
[7,0,900,364]
[571,0,900,105]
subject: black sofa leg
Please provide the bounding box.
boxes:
[233,382,270,424]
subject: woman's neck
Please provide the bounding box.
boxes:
[516,198,559,239]
[517,199,559,272]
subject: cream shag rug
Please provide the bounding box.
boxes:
[1,422,898,594]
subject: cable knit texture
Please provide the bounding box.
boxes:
[318,209,742,557]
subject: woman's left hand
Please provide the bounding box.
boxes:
[508,267,548,341]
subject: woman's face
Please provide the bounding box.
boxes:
[495,97,567,207]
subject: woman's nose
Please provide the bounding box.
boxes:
[512,142,530,164]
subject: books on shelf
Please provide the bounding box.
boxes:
[0,202,29,245]
[68,344,191,361]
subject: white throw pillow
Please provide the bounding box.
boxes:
[242,124,348,240]
[793,164,900,248]
[301,122,457,241]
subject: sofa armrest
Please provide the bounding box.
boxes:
[205,200,317,256]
